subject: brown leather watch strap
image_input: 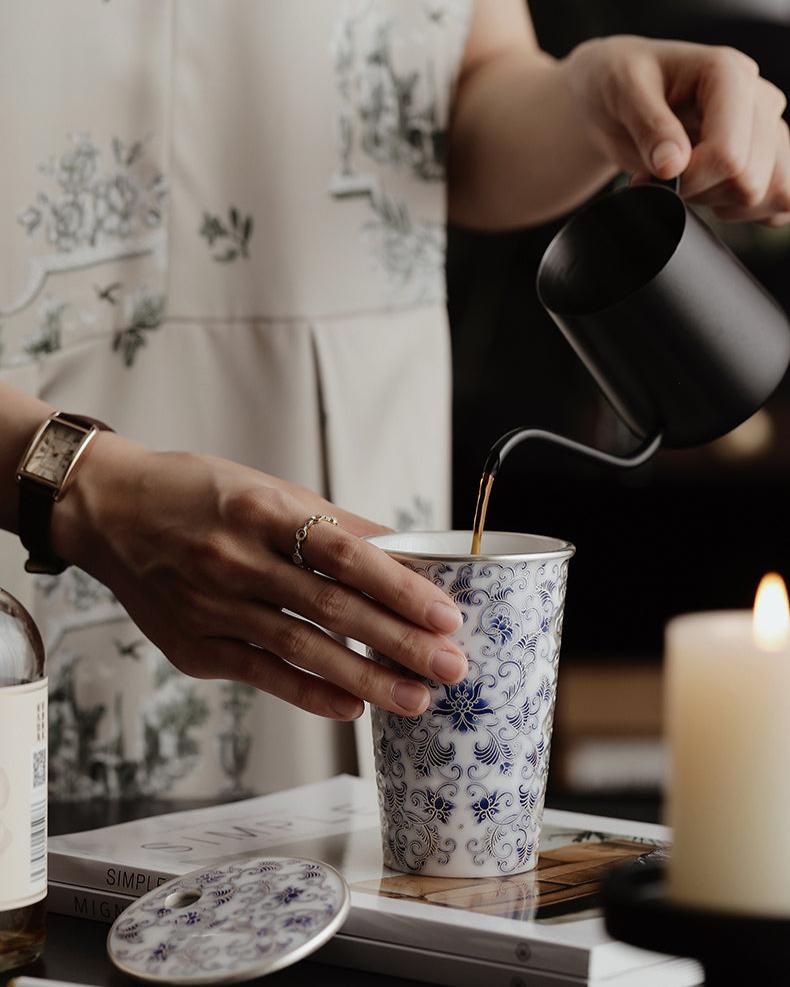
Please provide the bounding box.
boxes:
[18,413,114,576]
[19,476,69,574]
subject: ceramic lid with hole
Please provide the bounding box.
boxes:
[107,856,350,984]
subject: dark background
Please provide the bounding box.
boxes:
[449,0,790,659]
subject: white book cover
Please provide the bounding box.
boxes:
[48,775,699,985]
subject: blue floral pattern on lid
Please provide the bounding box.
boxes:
[108,856,349,983]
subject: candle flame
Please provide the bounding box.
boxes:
[753,573,790,651]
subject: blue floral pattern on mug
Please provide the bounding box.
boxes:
[370,548,572,877]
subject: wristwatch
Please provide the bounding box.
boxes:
[16,411,113,575]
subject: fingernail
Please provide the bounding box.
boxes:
[651,140,683,173]
[332,694,364,719]
[393,680,429,714]
[427,601,462,634]
[432,649,467,683]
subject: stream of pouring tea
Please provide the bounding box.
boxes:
[470,469,495,555]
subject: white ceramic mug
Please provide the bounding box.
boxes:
[366,530,574,878]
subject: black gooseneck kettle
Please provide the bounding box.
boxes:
[479,177,790,482]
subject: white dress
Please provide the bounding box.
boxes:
[0,0,473,800]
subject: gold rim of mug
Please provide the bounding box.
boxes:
[365,530,575,564]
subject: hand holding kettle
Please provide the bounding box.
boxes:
[566,35,789,224]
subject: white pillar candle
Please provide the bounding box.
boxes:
[666,574,790,915]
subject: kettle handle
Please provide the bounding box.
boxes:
[650,174,681,194]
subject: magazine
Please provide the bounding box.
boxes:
[48,775,702,987]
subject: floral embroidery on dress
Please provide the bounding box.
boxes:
[113,637,147,660]
[23,297,67,358]
[331,3,456,187]
[95,281,123,306]
[343,20,444,180]
[363,193,444,301]
[330,1,471,302]
[199,207,254,262]
[19,133,166,252]
[112,289,165,367]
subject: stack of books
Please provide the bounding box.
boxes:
[48,775,701,986]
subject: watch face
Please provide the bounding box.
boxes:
[25,421,86,486]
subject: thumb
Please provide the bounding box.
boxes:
[614,61,692,179]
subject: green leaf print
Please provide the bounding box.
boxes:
[24,300,66,358]
[200,213,227,245]
[112,291,165,368]
[200,206,254,261]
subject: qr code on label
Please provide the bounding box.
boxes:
[32,748,46,788]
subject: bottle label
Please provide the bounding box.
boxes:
[0,679,47,909]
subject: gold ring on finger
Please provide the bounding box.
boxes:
[292,514,338,572]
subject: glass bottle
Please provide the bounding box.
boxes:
[0,588,47,971]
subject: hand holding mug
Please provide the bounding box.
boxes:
[51,433,468,720]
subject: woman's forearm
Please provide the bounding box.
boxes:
[448,48,618,230]
[0,382,54,534]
